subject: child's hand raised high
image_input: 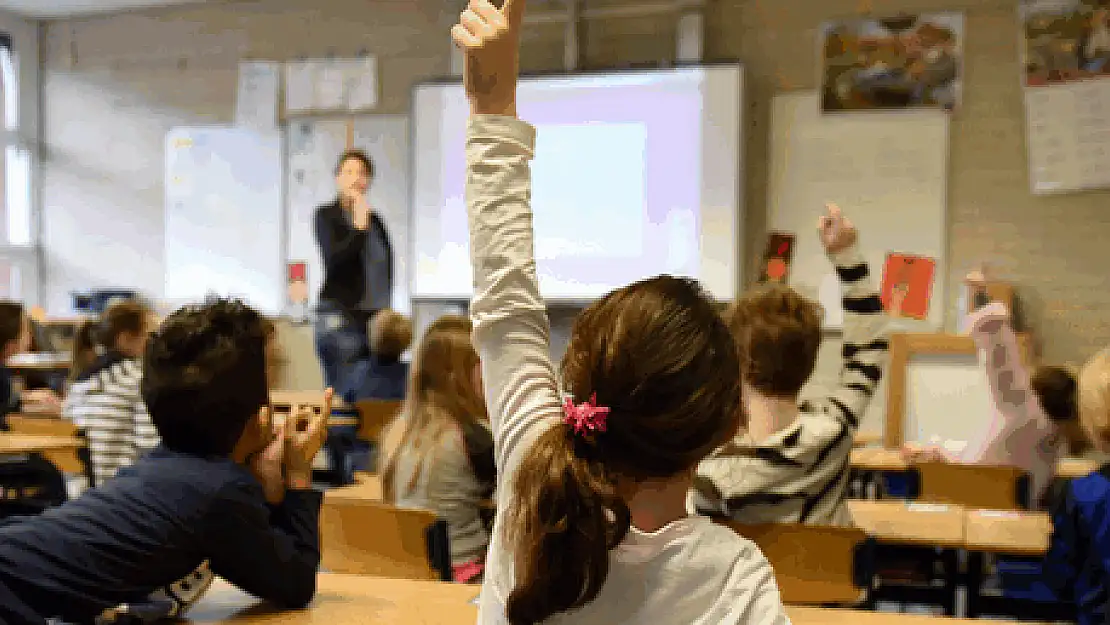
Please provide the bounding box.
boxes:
[451,0,526,116]
[816,202,858,255]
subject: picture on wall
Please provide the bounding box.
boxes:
[1021,0,1110,87]
[820,12,964,112]
[881,253,936,320]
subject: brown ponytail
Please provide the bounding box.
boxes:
[504,426,631,625]
[504,275,742,624]
[69,320,99,380]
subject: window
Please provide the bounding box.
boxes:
[0,32,37,304]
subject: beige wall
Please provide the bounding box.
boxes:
[41,0,1110,373]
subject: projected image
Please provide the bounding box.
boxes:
[411,66,740,301]
[531,122,648,261]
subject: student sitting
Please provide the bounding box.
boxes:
[902,267,1085,508]
[1031,347,1110,624]
[63,299,159,487]
[693,204,889,526]
[380,315,494,584]
[0,301,61,429]
[341,309,412,403]
[452,6,789,622]
[0,298,332,624]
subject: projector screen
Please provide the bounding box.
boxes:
[411,65,743,302]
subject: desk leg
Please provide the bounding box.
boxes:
[965,551,983,619]
[941,549,959,617]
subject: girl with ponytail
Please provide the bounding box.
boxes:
[451,2,789,623]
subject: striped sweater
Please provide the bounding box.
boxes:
[693,248,890,526]
[63,357,159,486]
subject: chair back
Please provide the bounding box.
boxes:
[913,461,1030,510]
[355,399,403,443]
[718,520,874,605]
[320,494,451,581]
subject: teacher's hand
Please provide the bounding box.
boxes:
[349,193,371,230]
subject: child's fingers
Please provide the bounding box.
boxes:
[460,9,487,36]
[472,0,505,28]
[451,24,479,49]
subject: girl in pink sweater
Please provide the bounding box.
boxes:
[903,269,1084,507]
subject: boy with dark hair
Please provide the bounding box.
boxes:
[694,204,890,526]
[0,298,333,624]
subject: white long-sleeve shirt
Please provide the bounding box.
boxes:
[465,115,790,625]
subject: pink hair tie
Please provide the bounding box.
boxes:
[563,393,610,438]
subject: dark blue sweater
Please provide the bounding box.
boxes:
[341,356,409,404]
[0,446,322,623]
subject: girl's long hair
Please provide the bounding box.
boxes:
[69,299,151,380]
[380,315,488,501]
[503,276,743,625]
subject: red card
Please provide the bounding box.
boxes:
[759,232,796,284]
[881,253,936,320]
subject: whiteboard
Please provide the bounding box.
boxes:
[164,127,284,313]
[768,91,949,328]
[904,352,991,453]
[285,116,410,314]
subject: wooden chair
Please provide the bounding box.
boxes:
[912,462,1031,511]
[718,521,874,605]
[355,399,403,443]
[320,494,451,582]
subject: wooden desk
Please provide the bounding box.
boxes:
[853,432,884,448]
[850,448,909,471]
[847,500,966,548]
[851,449,1100,481]
[0,434,85,474]
[964,509,1052,557]
[6,352,70,372]
[0,434,84,455]
[787,606,1006,623]
[1055,457,1099,479]
[188,575,1003,624]
[187,574,478,623]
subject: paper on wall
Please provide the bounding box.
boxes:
[284,60,317,114]
[235,61,280,130]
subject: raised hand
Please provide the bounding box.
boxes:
[816,203,858,255]
[450,0,526,116]
[964,264,988,289]
[349,194,371,230]
[283,388,334,487]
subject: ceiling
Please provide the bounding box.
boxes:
[0,0,206,19]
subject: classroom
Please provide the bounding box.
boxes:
[0,0,1108,622]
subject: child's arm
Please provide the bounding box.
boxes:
[203,482,323,609]
[817,245,889,430]
[465,117,563,476]
[962,301,1047,468]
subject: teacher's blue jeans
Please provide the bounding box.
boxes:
[313,304,371,391]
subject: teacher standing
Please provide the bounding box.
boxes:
[313,149,394,390]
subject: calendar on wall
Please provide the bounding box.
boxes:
[1025,80,1110,194]
[1020,0,1110,194]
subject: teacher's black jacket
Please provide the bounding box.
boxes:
[0,446,322,623]
[313,199,393,312]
